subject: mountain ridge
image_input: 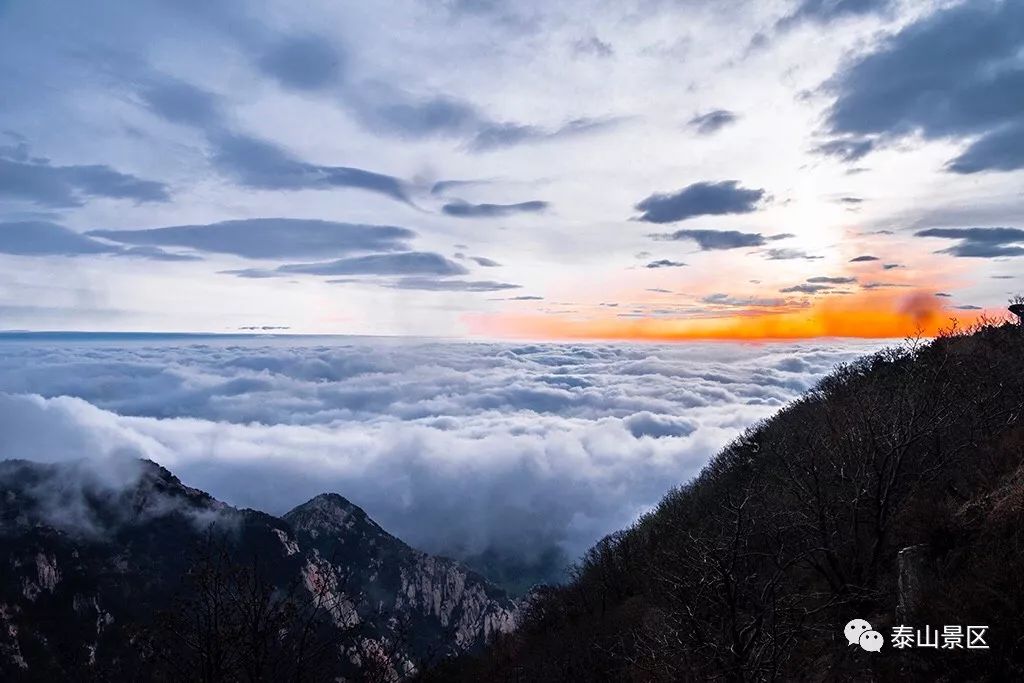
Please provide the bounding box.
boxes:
[0,457,518,681]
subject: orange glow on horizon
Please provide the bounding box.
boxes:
[466,292,995,341]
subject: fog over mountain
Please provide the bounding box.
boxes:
[0,336,879,588]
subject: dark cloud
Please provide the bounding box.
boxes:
[839,196,864,204]
[807,276,856,284]
[780,283,831,294]
[955,304,982,310]
[385,277,521,291]
[882,263,902,270]
[508,295,543,300]
[812,137,874,162]
[119,246,204,262]
[914,227,1024,258]
[258,34,345,91]
[89,218,414,260]
[935,292,952,298]
[688,110,738,135]
[209,133,412,203]
[764,248,823,261]
[278,252,468,277]
[0,153,170,209]
[634,180,765,223]
[442,200,548,218]
[468,256,502,267]
[823,1,1024,173]
[645,259,687,268]
[652,229,766,250]
[849,254,880,262]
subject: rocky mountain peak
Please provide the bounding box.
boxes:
[284,491,382,537]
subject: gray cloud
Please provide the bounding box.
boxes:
[849,254,880,262]
[779,0,893,28]
[89,218,414,260]
[914,227,1024,258]
[701,293,786,307]
[652,229,766,250]
[780,283,831,294]
[385,277,521,291]
[823,1,1024,174]
[688,110,738,135]
[573,36,613,58]
[470,117,622,152]
[0,151,170,209]
[812,137,874,163]
[468,256,502,267]
[764,248,823,261]
[807,276,856,284]
[644,259,687,268]
[277,252,468,277]
[258,34,345,91]
[634,180,765,223]
[442,200,548,218]
[209,133,412,203]
[0,221,196,262]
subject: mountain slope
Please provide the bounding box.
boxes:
[0,459,517,681]
[424,320,1024,681]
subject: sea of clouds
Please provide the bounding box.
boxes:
[0,336,884,588]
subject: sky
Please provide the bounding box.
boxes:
[1,0,1022,338]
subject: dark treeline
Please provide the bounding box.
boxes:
[423,315,1024,681]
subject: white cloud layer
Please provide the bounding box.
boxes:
[0,337,881,584]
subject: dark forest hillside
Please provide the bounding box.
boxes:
[424,317,1024,681]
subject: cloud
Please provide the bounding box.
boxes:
[701,293,787,307]
[823,1,1024,174]
[0,221,198,262]
[470,117,621,152]
[634,180,765,223]
[573,36,614,58]
[0,339,878,586]
[914,227,1024,258]
[507,295,543,300]
[385,278,521,291]
[652,229,766,250]
[764,248,823,260]
[0,153,170,209]
[779,283,832,294]
[89,218,415,260]
[209,133,412,203]
[644,259,687,268]
[935,292,952,298]
[688,110,738,135]
[257,34,345,91]
[442,200,548,218]
[954,304,982,310]
[849,254,880,262]
[811,137,874,163]
[807,276,856,284]
[138,77,225,128]
[779,0,893,28]
[277,252,468,277]
[468,256,502,267]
